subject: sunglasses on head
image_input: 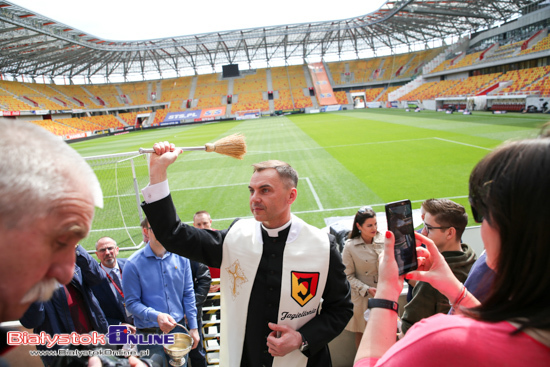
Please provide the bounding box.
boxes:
[357,206,373,214]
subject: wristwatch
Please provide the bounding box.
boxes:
[299,334,309,352]
[367,298,399,314]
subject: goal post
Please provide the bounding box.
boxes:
[82,152,149,251]
[235,109,262,120]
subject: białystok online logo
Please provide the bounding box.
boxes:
[8,326,175,347]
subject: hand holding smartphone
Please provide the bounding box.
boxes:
[385,199,418,275]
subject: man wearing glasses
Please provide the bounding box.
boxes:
[400,198,477,335]
[89,237,135,328]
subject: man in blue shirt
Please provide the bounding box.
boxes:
[122,217,200,367]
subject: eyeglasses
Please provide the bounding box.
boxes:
[97,246,116,254]
[423,223,450,235]
[358,206,373,214]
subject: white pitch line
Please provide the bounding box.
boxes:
[304,177,324,211]
[433,137,492,151]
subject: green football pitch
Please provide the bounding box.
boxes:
[71,109,548,254]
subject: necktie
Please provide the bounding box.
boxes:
[111,270,124,302]
[111,270,134,324]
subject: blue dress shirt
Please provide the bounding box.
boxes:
[122,243,198,329]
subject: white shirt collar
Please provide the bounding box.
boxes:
[261,219,292,237]
[101,262,120,275]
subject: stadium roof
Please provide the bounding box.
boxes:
[0,0,541,83]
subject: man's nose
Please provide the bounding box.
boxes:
[46,250,76,285]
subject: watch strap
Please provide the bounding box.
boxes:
[299,333,309,352]
[368,298,399,313]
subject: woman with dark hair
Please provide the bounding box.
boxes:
[354,133,550,366]
[342,206,385,348]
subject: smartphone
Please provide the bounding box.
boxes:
[385,199,418,275]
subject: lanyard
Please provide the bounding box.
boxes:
[101,264,124,299]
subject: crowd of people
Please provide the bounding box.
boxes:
[0,119,549,367]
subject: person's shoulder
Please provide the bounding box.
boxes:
[346,237,363,246]
[401,315,471,346]
[406,314,525,352]
[117,258,128,266]
[126,248,146,264]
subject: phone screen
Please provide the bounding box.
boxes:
[385,199,418,275]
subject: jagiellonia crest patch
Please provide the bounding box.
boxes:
[290,271,319,307]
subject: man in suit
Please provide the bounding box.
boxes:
[188,260,211,367]
[90,237,135,329]
[20,245,109,367]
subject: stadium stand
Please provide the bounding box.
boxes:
[152,109,168,126]
[519,33,550,55]
[398,80,461,101]
[118,82,151,106]
[159,77,192,104]
[523,72,550,96]
[47,84,92,108]
[334,91,349,105]
[274,89,295,110]
[54,117,103,132]
[377,86,400,102]
[86,84,123,108]
[83,115,125,129]
[292,89,313,109]
[494,66,550,95]
[0,80,40,110]
[28,119,83,136]
[439,73,502,97]
[195,74,228,108]
[231,92,270,112]
[365,87,385,101]
[119,110,152,125]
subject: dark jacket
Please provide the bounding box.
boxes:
[19,246,108,366]
[401,243,477,334]
[83,257,132,326]
[190,260,211,311]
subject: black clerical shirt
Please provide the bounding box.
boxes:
[142,195,353,367]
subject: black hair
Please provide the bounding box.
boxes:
[349,206,376,239]
[467,133,550,331]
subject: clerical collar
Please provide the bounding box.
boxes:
[261,220,291,237]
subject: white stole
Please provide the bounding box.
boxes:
[220,214,330,367]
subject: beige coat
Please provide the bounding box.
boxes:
[342,232,384,332]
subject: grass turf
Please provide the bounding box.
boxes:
[70,109,548,255]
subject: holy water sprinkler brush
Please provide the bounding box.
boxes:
[139,133,247,160]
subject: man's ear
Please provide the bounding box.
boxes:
[288,187,298,204]
[447,226,456,241]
